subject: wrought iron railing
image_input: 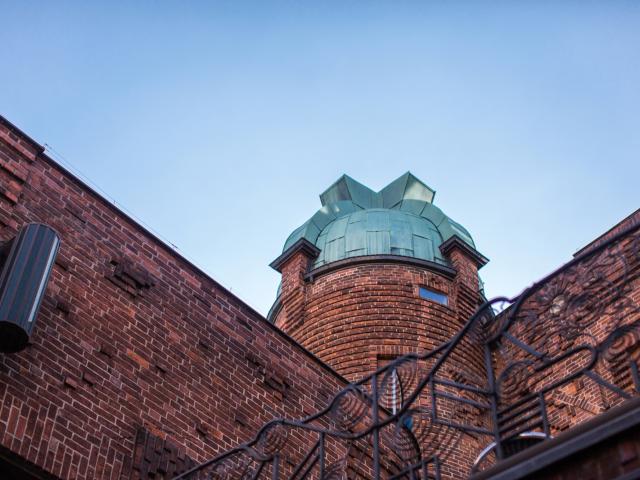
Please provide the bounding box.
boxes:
[175,222,640,479]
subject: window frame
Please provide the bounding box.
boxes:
[418,286,449,306]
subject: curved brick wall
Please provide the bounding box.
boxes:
[273,257,489,478]
[277,262,458,380]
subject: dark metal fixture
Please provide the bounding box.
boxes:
[0,224,60,353]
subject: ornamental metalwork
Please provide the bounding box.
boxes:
[174,222,640,480]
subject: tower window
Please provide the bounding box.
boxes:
[419,287,448,306]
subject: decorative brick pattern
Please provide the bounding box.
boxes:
[130,428,195,479]
[494,221,640,440]
[108,257,155,298]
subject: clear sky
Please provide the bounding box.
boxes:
[2,1,639,315]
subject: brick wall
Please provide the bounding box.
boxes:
[573,207,640,258]
[480,213,640,474]
[0,116,345,479]
[281,262,457,380]
[272,239,489,478]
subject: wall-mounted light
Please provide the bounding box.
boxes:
[0,224,60,353]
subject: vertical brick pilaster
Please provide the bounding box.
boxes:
[440,236,489,322]
[270,239,320,333]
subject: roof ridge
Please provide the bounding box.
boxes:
[319,172,436,209]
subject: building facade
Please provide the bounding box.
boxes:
[0,114,638,480]
[0,116,346,479]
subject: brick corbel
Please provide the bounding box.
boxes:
[439,235,489,270]
[270,238,320,331]
[440,235,489,311]
[270,238,320,273]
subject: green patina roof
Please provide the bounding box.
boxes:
[281,172,476,269]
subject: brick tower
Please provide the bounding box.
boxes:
[268,173,489,382]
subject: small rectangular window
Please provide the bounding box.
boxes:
[419,287,448,306]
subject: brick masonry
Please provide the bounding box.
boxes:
[496,219,640,434]
[273,251,483,383]
[0,117,345,479]
[1,113,639,480]
[272,236,489,478]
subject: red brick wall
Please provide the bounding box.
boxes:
[276,262,459,380]
[489,214,640,458]
[277,250,312,333]
[273,244,489,478]
[273,245,485,384]
[0,117,345,479]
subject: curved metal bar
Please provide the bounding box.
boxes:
[496,345,598,413]
[472,431,550,470]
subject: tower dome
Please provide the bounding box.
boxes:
[281,172,476,270]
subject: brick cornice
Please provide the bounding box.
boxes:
[304,254,457,281]
[270,238,321,273]
[440,235,489,269]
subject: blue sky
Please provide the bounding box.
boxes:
[2,1,639,315]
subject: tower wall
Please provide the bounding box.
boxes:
[272,225,490,479]
[275,262,459,380]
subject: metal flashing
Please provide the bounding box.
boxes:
[277,172,479,271]
[304,253,457,282]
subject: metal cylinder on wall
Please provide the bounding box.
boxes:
[0,223,60,353]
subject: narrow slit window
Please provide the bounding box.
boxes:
[419,287,448,306]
